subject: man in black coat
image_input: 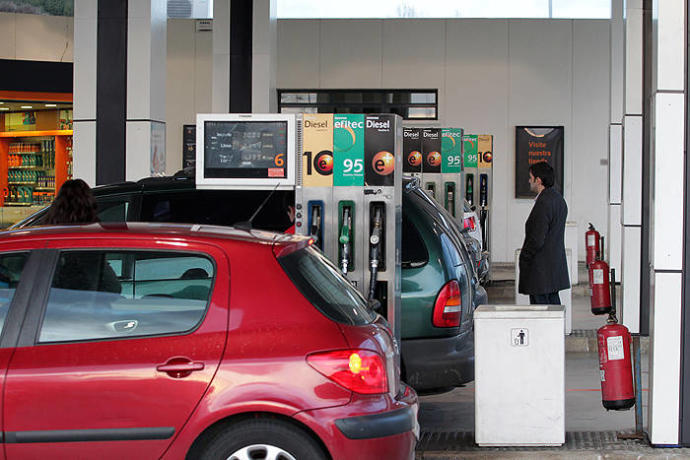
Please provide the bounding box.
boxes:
[518,161,570,304]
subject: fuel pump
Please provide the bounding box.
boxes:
[479,173,489,249]
[367,205,384,303]
[425,182,437,199]
[296,112,403,347]
[465,174,474,206]
[338,203,353,276]
[477,135,493,253]
[296,114,336,257]
[421,128,443,204]
[441,127,464,219]
[445,182,456,217]
[308,201,324,249]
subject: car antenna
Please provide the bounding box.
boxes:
[234,182,281,231]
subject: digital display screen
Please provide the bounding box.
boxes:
[204,121,288,179]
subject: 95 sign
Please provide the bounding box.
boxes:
[334,154,364,186]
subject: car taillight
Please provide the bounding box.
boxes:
[463,217,476,230]
[307,349,388,394]
[433,280,462,327]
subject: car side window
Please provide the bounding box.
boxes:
[0,253,29,332]
[39,250,215,343]
[96,196,132,222]
[401,215,428,268]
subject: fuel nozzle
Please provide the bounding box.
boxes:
[339,207,351,275]
[310,204,322,247]
[368,206,383,302]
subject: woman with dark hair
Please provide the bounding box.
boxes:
[44,179,121,293]
[44,179,98,225]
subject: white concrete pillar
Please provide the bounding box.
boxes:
[126,0,167,181]
[620,0,644,333]
[72,0,97,186]
[211,0,277,114]
[212,0,230,113]
[648,0,685,446]
[607,0,624,275]
[252,0,278,113]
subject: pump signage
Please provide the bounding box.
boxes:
[442,128,463,173]
[364,115,396,186]
[478,134,493,169]
[333,114,365,186]
[403,128,422,174]
[302,114,334,187]
[463,135,478,168]
[421,129,442,174]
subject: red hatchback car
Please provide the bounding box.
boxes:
[0,223,418,460]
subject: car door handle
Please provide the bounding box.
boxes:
[156,359,205,378]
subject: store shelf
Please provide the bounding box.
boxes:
[3,202,34,207]
[0,130,72,138]
[8,182,36,185]
[8,166,48,170]
[35,187,54,191]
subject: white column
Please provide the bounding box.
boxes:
[648,0,685,446]
[72,0,97,186]
[620,0,643,333]
[607,0,624,274]
[252,0,278,112]
[212,0,230,113]
[126,0,167,181]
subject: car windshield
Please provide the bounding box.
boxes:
[278,246,376,326]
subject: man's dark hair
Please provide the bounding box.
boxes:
[529,161,555,188]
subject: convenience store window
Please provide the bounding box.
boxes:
[278,89,438,120]
[0,94,73,228]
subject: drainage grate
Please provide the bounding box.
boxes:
[417,431,690,453]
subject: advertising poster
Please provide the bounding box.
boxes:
[302,114,334,187]
[333,114,365,186]
[421,128,442,174]
[442,128,464,173]
[364,115,396,186]
[403,128,422,174]
[515,126,564,198]
[478,134,493,169]
[183,124,196,169]
[150,121,166,176]
[463,134,478,168]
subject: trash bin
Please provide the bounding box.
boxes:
[474,305,565,446]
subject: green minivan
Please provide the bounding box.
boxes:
[13,174,485,392]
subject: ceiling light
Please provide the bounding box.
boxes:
[20,105,32,109]
[45,103,57,107]
[0,107,9,111]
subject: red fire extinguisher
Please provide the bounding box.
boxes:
[589,259,611,315]
[585,223,600,267]
[597,268,635,410]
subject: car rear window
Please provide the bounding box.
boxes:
[278,246,376,326]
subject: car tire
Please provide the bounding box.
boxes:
[198,418,328,460]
